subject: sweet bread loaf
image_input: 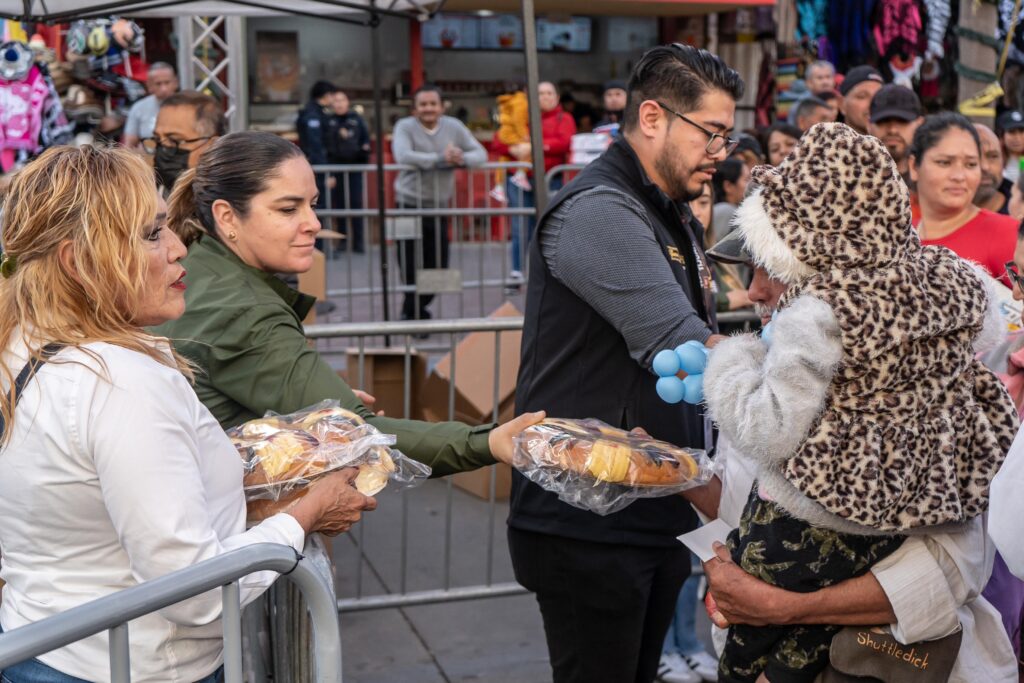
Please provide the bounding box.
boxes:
[355,448,396,495]
[521,419,700,486]
[242,430,324,487]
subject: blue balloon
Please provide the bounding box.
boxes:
[652,349,681,377]
[682,374,704,404]
[676,344,708,376]
[656,376,685,404]
[681,339,705,352]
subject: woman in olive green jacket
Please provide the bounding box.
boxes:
[155,131,540,476]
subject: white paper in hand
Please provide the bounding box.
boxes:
[677,518,735,563]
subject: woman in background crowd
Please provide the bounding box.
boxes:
[910,112,1017,286]
[761,122,802,167]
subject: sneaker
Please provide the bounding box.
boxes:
[683,651,719,682]
[510,169,532,192]
[658,652,701,683]
[489,184,508,204]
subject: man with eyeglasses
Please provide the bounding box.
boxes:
[508,44,742,683]
[147,91,227,192]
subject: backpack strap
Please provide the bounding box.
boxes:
[0,342,64,438]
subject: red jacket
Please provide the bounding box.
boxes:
[492,104,577,174]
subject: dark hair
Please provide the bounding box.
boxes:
[623,44,744,133]
[761,121,802,150]
[160,90,227,138]
[310,80,339,101]
[413,83,444,101]
[166,131,305,245]
[711,158,745,201]
[792,96,830,122]
[909,112,981,163]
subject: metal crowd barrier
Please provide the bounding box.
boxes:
[0,544,342,682]
[305,317,525,612]
[311,162,535,323]
[305,313,757,614]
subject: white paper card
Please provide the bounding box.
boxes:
[676,518,735,563]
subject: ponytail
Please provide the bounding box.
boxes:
[166,167,208,247]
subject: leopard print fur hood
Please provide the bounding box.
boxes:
[706,122,1018,534]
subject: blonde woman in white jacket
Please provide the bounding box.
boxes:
[0,145,375,683]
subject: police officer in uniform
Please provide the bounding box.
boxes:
[325,89,371,253]
[297,80,339,251]
[507,44,743,683]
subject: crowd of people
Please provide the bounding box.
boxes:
[2,39,1024,683]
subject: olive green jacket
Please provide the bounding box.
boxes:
[152,237,494,477]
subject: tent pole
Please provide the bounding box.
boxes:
[520,0,547,213]
[371,8,392,338]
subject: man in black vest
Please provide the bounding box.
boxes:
[508,44,743,683]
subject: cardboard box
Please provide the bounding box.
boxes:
[450,463,512,501]
[419,302,522,500]
[296,248,326,325]
[342,348,427,420]
[419,301,522,426]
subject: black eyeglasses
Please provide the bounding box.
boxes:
[1006,261,1024,291]
[654,101,739,156]
[141,134,214,155]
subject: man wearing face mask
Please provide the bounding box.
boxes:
[508,44,740,683]
[147,91,226,193]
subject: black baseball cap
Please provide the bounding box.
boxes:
[706,229,753,267]
[603,80,627,94]
[839,65,883,96]
[869,84,923,123]
[996,110,1024,133]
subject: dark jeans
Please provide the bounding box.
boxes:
[396,201,449,320]
[0,623,224,683]
[508,527,689,683]
[720,489,904,683]
[331,171,364,252]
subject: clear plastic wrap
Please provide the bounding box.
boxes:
[512,418,714,516]
[228,400,431,523]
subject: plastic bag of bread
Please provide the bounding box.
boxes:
[227,400,431,523]
[512,418,712,515]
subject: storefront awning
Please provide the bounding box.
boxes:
[441,0,774,15]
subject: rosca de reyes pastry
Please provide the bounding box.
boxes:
[355,448,397,495]
[242,430,324,488]
[520,418,700,486]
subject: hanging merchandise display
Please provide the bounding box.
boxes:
[922,0,952,61]
[795,0,828,41]
[826,0,876,74]
[0,40,73,172]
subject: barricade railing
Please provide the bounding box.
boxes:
[544,163,585,195]
[305,313,757,613]
[310,162,534,323]
[0,544,342,682]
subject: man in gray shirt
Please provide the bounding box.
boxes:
[122,62,178,149]
[392,84,487,320]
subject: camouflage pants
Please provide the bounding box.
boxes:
[718,487,904,683]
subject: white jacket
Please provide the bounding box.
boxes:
[0,340,305,682]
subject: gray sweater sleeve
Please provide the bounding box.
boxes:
[455,122,488,167]
[392,120,442,169]
[540,186,713,369]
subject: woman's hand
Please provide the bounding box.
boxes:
[702,541,791,626]
[288,468,377,536]
[353,389,385,416]
[488,411,546,465]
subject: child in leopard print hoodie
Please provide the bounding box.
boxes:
[703,122,1019,683]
